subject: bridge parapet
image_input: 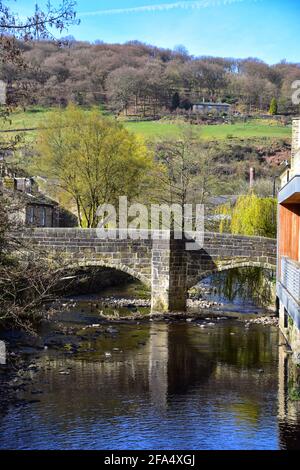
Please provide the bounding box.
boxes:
[21,229,277,313]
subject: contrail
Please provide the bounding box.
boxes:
[80,0,246,17]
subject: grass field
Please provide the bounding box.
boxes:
[0,107,292,142]
[125,120,292,141]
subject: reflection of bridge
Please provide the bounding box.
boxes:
[22,229,276,313]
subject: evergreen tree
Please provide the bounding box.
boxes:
[269,98,278,115]
[171,92,180,111]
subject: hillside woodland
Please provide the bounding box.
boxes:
[2,39,300,115]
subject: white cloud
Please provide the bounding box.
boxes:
[80,0,246,17]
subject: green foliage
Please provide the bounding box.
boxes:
[171,92,180,111]
[217,193,277,238]
[216,202,232,234]
[36,104,155,227]
[213,267,275,307]
[231,193,277,238]
[288,379,300,401]
[269,98,278,115]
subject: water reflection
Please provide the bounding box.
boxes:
[201,267,275,311]
[149,324,168,411]
[0,322,300,449]
[278,341,300,450]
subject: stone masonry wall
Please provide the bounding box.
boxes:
[187,232,276,287]
[21,229,277,313]
[151,239,187,313]
[20,228,153,287]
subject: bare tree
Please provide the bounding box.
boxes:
[0,1,78,40]
[0,1,79,156]
[0,192,70,332]
[155,129,218,208]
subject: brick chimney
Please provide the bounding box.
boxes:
[250,167,255,189]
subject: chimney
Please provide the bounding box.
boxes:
[250,167,255,189]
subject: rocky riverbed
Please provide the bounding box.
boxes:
[0,283,279,416]
[245,316,279,327]
[57,294,224,317]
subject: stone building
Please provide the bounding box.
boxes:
[0,169,77,228]
[277,118,300,361]
[192,102,231,114]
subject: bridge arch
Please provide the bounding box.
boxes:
[20,228,277,313]
[187,260,276,288]
[65,260,151,288]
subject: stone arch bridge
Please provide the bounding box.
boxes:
[21,229,277,313]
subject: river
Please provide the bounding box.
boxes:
[0,273,300,450]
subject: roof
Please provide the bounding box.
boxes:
[2,187,59,207]
[278,160,291,176]
[193,102,231,107]
[206,195,238,206]
[22,191,59,207]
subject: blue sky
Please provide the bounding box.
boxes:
[18,0,300,64]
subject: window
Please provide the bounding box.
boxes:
[27,206,34,225]
[41,207,46,227]
[284,308,288,328]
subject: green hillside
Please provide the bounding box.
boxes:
[0,107,292,143]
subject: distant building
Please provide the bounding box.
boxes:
[0,80,6,105]
[192,102,231,114]
[0,169,78,228]
[277,118,300,360]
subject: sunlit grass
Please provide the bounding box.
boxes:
[1,107,292,143]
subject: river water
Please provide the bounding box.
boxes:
[0,276,300,450]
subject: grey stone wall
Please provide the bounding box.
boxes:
[21,228,153,287]
[187,232,276,287]
[26,204,58,228]
[21,229,277,313]
[279,299,300,363]
[151,239,187,313]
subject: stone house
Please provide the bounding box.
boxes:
[192,102,231,114]
[0,170,77,228]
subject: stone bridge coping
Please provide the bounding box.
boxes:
[22,228,276,243]
[20,227,277,313]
